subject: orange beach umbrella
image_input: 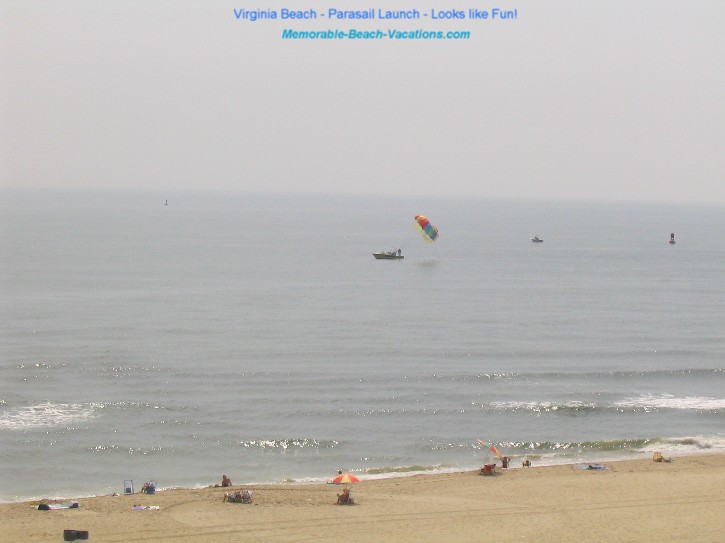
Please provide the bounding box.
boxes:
[332,473,360,485]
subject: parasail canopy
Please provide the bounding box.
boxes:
[478,439,504,460]
[414,215,439,243]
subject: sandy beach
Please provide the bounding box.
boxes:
[4,454,724,543]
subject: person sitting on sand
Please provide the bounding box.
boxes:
[140,481,155,493]
[337,488,353,505]
[221,475,232,487]
[224,490,252,503]
[223,491,238,502]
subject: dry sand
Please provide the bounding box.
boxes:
[4,454,724,542]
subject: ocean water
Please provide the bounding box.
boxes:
[1,189,723,502]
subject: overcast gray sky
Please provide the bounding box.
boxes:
[1,1,723,204]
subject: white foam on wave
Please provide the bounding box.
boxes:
[0,402,98,430]
[488,400,597,412]
[637,435,725,454]
[614,394,725,411]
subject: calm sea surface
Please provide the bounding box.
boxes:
[1,189,723,502]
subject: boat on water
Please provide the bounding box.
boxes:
[531,236,543,243]
[669,233,676,244]
[373,250,404,260]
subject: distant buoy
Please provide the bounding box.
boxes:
[669,233,675,244]
[165,200,168,206]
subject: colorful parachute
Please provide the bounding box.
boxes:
[414,215,439,243]
[478,440,504,460]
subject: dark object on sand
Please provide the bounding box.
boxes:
[63,530,89,541]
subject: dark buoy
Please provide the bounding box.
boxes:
[669,233,675,244]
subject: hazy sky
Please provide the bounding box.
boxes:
[1,1,723,204]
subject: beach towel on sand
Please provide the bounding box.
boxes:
[577,464,608,470]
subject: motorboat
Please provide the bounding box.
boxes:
[373,250,404,260]
[530,236,543,243]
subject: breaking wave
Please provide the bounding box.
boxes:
[487,400,599,413]
[481,394,724,414]
[236,438,338,450]
[0,402,98,430]
[87,444,174,455]
[613,394,725,412]
[366,464,447,475]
